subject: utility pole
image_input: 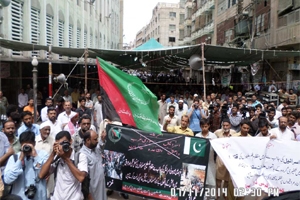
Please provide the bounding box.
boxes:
[48,45,53,97]
[201,43,206,103]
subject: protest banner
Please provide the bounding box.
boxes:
[104,124,210,200]
[211,137,300,196]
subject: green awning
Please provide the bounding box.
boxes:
[1,38,299,68]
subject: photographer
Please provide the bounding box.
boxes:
[39,131,88,200]
[187,99,207,134]
[3,131,49,200]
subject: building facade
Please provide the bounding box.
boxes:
[0,0,123,104]
[135,2,185,47]
[179,0,300,89]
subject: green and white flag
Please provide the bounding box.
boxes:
[183,137,206,157]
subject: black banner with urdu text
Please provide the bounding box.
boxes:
[104,124,210,200]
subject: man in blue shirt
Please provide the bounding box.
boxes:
[17,111,40,137]
[187,99,207,134]
[4,131,49,200]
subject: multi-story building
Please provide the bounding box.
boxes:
[135,2,185,48]
[181,0,193,45]
[191,0,215,44]
[0,0,123,104]
[214,0,300,89]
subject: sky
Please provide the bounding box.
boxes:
[123,0,180,44]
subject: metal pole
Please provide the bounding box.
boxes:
[201,43,206,103]
[32,66,38,122]
[84,48,89,93]
[48,45,52,97]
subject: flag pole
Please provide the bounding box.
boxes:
[201,43,206,103]
[84,48,89,93]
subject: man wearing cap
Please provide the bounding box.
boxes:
[35,121,55,199]
[175,99,188,120]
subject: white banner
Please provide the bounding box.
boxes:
[211,138,300,195]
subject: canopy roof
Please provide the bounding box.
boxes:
[1,38,299,68]
[134,38,164,50]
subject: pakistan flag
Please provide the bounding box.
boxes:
[183,137,206,157]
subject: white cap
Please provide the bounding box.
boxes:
[194,94,198,97]
[40,121,51,130]
[178,100,184,103]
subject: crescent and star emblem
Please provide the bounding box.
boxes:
[193,142,202,153]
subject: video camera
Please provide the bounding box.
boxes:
[240,105,249,118]
[221,104,229,119]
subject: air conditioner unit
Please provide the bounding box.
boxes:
[242,11,249,16]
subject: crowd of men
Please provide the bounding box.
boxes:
[158,89,300,200]
[0,88,113,200]
[0,86,300,200]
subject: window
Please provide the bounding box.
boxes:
[46,15,53,45]
[179,29,184,40]
[169,37,176,42]
[180,14,185,24]
[77,29,81,48]
[69,25,73,47]
[158,26,160,34]
[232,0,236,6]
[84,31,87,47]
[90,33,93,48]
[169,12,176,18]
[169,24,176,31]
[11,0,23,56]
[256,15,262,34]
[31,7,40,57]
[58,21,64,47]
[58,20,64,59]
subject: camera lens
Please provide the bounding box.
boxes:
[62,144,70,152]
[61,141,71,152]
[25,184,37,199]
[23,145,32,153]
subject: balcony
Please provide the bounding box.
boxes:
[191,0,214,20]
[191,21,214,40]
